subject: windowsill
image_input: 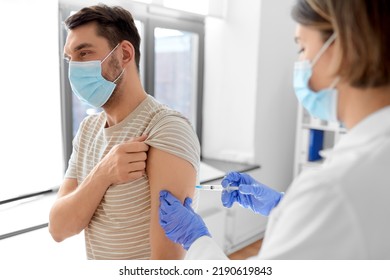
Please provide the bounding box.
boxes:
[0,192,57,238]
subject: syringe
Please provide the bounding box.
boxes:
[195,185,239,192]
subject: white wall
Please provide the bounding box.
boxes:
[253,0,297,191]
[203,0,298,191]
[202,0,261,163]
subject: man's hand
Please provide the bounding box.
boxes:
[97,134,149,186]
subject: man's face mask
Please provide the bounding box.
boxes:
[293,33,339,122]
[68,44,124,108]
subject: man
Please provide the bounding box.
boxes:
[49,4,200,260]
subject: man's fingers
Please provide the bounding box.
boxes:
[124,151,147,162]
[129,134,148,142]
[113,135,149,154]
[127,161,146,173]
[103,135,149,185]
[126,142,149,153]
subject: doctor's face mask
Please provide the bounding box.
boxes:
[293,33,339,122]
[68,44,125,108]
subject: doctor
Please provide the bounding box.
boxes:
[159,0,390,259]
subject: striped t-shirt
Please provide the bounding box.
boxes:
[65,95,200,259]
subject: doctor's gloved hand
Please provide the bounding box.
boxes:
[159,190,211,250]
[221,172,284,216]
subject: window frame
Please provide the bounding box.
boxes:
[145,8,205,147]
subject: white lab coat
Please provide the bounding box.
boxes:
[186,106,390,260]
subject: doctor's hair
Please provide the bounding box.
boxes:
[65,4,141,71]
[292,0,390,89]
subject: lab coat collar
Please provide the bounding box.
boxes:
[333,105,390,153]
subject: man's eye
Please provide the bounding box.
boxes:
[297,47,304,54]
[80,51,88,57]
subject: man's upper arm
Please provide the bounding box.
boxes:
[147,146,197,259]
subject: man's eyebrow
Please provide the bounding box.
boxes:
[63,43,94,60]
[73,43,94,52]
[294,36,301,44]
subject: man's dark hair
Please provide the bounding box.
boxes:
[65,4,141,71]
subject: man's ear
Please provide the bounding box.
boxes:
[120,40,135,66]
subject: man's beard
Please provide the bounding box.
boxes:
[103,56,124,109]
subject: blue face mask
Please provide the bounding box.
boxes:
[294,33,339,122]
[68,44,124,108]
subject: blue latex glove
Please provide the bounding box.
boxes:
[221,172,284,216]
[159,190,211,250]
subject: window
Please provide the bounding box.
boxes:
[154,28,199,129]
[0,0,63,202]
[0,0,63,240]
[144,12,205,145]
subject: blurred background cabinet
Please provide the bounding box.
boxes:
[294,105,347,177]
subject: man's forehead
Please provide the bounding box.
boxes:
[66,42,94,52]
[64,24,108,54]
